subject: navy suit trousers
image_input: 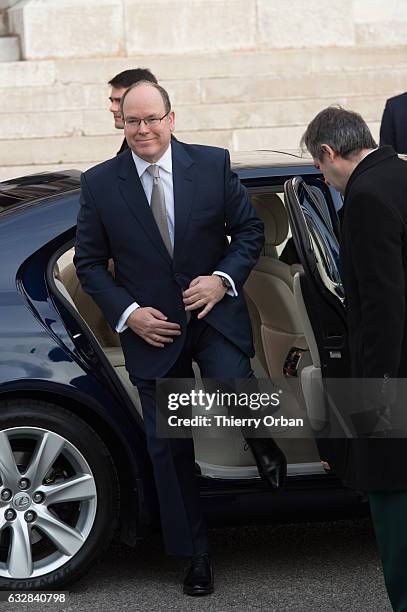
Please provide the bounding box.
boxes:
[131,314,253,556]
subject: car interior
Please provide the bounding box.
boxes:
[52,189,326,481]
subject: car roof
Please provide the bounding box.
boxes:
[10,149,405,212]
[0,170,82,215]
[231,149,313,169]
[0,150,313,214]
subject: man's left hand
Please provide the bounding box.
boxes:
[183,275,226,319]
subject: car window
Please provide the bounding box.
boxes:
[289,178,344,303]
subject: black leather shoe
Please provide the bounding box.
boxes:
[183,553,214,596]
[245,438,287,489]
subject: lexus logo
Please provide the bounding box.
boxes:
[13,493,31,510]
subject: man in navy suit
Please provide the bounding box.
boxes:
[380,92,407,153]
[74,81,286,595]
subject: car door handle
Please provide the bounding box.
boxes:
[72,332,99,365]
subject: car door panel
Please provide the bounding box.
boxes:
[284,176,350,465]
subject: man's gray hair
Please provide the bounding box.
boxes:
[120,80,171,118]
[301,106,377,161]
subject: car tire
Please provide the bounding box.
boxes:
[0,399,119,590]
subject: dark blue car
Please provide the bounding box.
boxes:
[0,152,364,590]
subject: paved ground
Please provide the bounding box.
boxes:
[2,517,391,612]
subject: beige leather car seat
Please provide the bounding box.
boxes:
[56,258,144,415]
[59,260,120,349]
[244,194,307,381]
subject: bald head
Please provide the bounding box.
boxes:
[121,82,175,163]
[120,80,171,117]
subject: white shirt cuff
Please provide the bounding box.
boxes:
[213,271,238,297]
[116,302,140,333]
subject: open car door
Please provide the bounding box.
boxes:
[284,176,350,465]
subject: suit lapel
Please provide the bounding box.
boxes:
[117,149,172,265]
[171,140,195,265]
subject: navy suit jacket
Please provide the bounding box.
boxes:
[74,140,264,379]
[379,92,407,153]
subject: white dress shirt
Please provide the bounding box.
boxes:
[115,143,236,332]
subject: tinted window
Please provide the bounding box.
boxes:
[0,171,81,213]
[293,178,344,303]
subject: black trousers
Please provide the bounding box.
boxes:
[132,315,253,556]
[369,492,407,611]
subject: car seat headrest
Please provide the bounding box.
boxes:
[251,194,289,247]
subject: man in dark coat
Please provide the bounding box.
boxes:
[75,81,286,596]
[302,106,407,611]
[380,91,407,153]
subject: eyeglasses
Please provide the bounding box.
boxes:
[124,111,170,129]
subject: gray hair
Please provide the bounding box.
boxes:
[301,106,377,161]
[120,80,171,118]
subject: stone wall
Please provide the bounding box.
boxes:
[6,0,407,59]
[0,1,406,180]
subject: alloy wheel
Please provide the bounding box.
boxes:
[0,427,97,579]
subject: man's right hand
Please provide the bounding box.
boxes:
[126,307,181,348]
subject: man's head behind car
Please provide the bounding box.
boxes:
[108,68,158,130]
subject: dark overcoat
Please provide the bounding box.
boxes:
[339,146,407,491]
[380,92,407,154]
